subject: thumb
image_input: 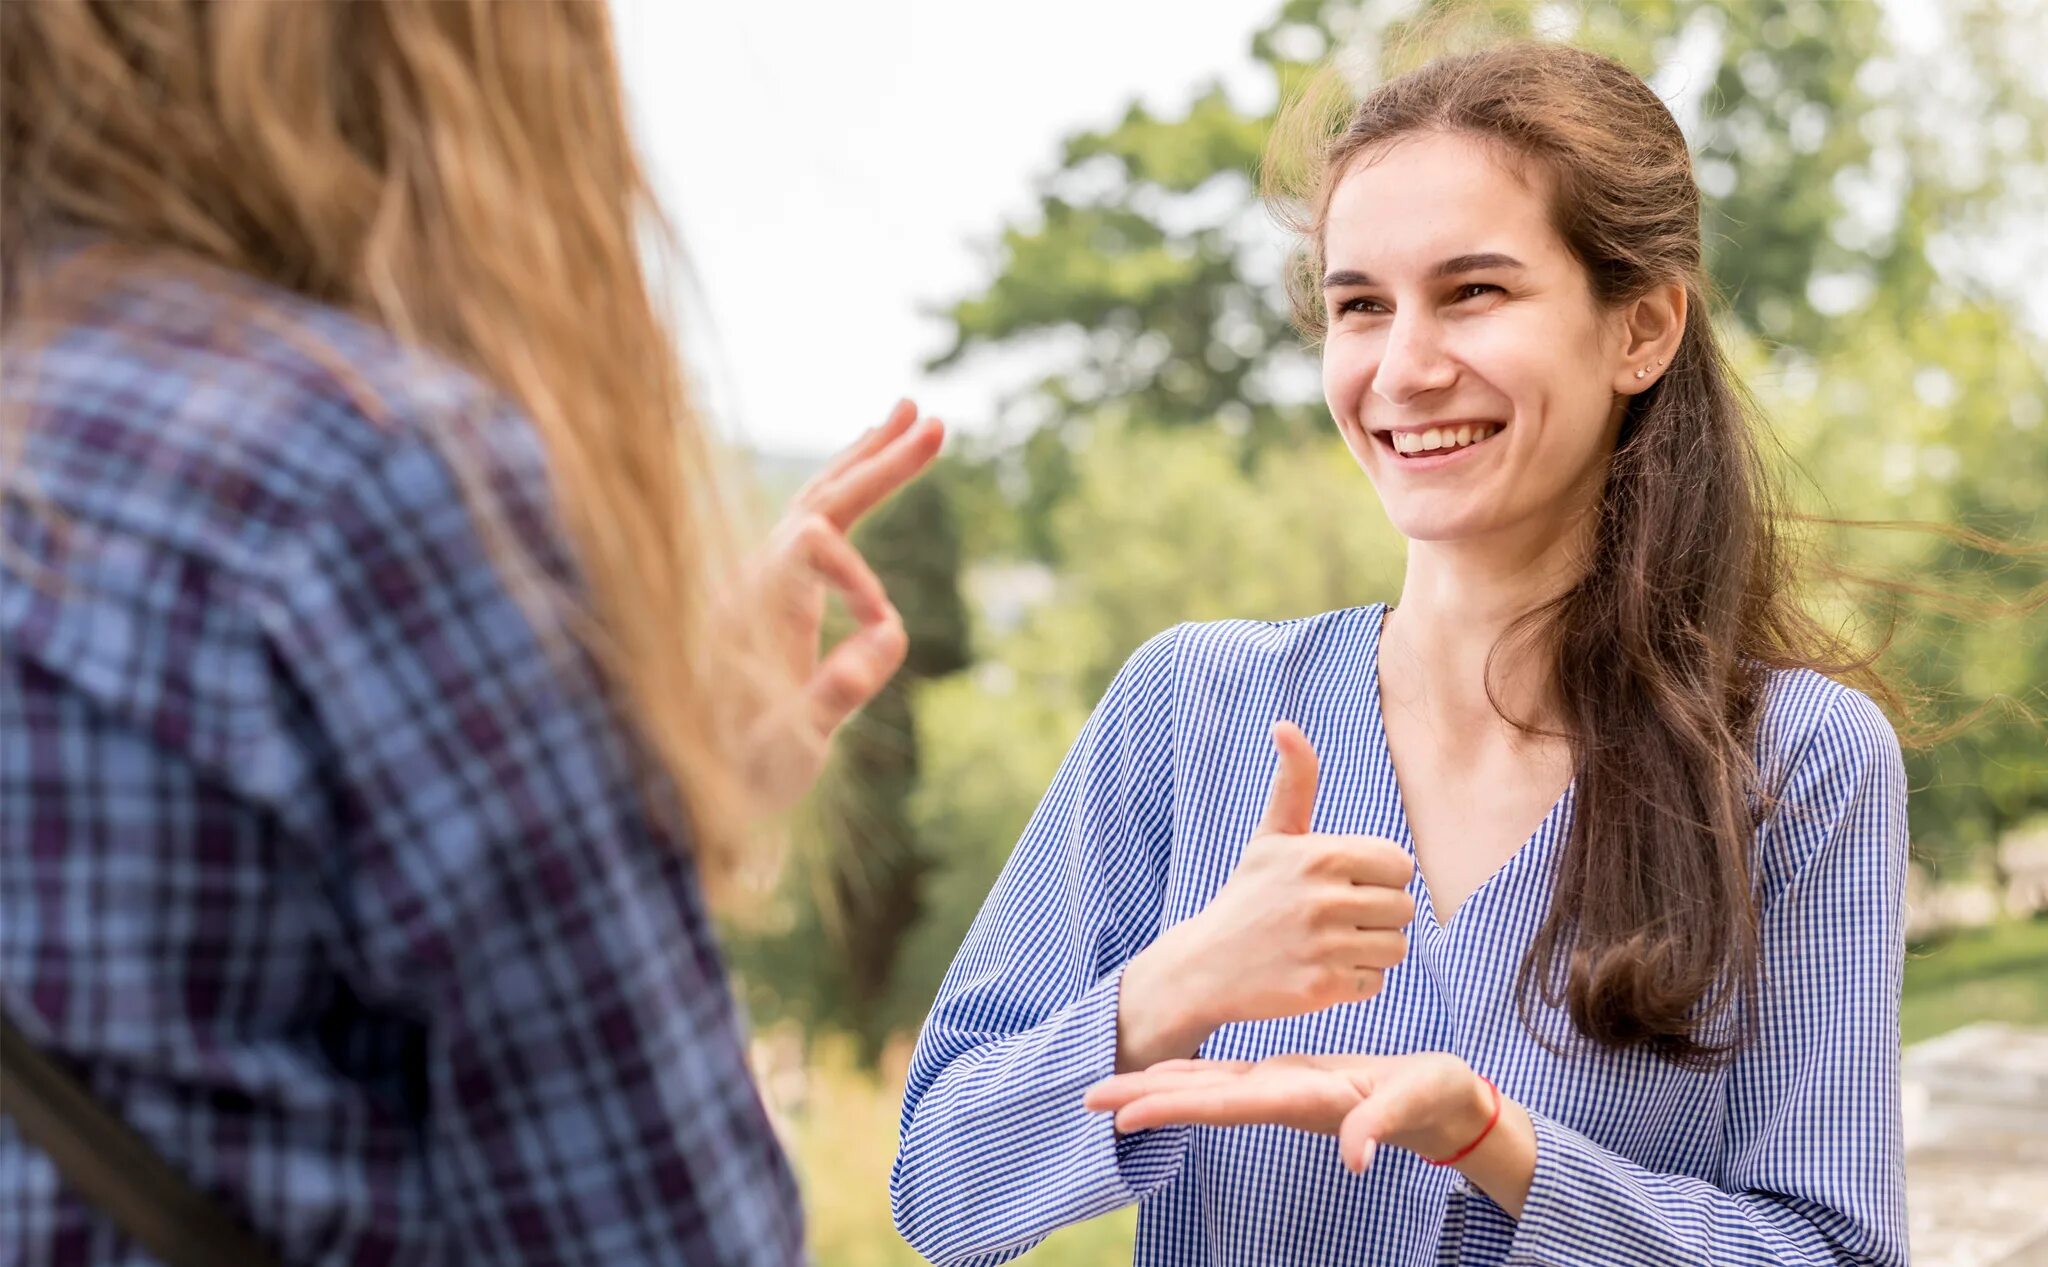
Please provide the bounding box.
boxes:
[1254,721,1320,837]
[1338,1097,1384,1174]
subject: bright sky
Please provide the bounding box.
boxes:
[612,0,1278,460]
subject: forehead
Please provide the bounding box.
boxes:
[1323,130,1562,270]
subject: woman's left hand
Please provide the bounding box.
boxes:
[1084,1051,1494,1174]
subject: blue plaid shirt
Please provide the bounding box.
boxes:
[1,254,804,1265]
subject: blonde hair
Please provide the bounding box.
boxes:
[2,0,773,892]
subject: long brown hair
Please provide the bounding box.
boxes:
[1268,42,1913,1065]
[2,1,772,890]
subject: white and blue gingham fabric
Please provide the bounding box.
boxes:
[892,604,1908,1266]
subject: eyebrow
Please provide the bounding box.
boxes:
[1322,253,1527,289]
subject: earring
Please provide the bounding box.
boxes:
[1635,358,1660,381]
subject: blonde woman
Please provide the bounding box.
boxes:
[0,2,936,1263]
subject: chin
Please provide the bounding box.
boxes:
[1379,500,1507,544]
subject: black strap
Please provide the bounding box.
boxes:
[0,1008,285,1267]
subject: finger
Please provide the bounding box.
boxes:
[806,612,908,737]
[1146,1059,1254,1075]
[1337,1070,1429,1172]
[1319,887,1419,933]
[1336,966,1385,1002]
[1112,1080,1310,1134]
[1253,721,1320,837]
[800,399,918,495]
[1323,835,1417,889]
[1084,1068,1243,1113]
[1333,929,1408,971]
[796,515,891,625]
[806,412,946,531]
[1338,1079,1383,1173]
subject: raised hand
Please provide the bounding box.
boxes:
[1113,721,1417,1071]
[731,399,944,814]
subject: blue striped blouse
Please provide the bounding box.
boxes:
[891,604,1908,1266]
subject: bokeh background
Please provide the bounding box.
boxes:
[620,1,2048,1262]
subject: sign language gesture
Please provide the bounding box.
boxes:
[1083,1051,1516,1188]
[1115,721,1418,1071]
[732,399,943,814]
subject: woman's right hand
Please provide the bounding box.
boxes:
[1115,721,1417,1072]
[730,400,943,816]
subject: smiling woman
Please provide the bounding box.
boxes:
[892,40,1915,1267]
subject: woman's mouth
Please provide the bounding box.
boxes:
[1376,422,1505,463]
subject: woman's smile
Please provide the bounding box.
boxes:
[1374,420,1508,468]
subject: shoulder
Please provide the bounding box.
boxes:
[1753,668,1904,790]
[5,249,540,578]
[1752,668,1909,890]
[2,253,554,805]
[1167,605,1381,684]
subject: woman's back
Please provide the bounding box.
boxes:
[0,257,802,1264]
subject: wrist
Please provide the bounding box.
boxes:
[1419,1066,1499,1163]
[1452,1089,1537,1220]
[1115,927,1216,1072]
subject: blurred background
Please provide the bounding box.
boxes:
[617,1,2047,1262]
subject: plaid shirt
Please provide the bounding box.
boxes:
[1,255,805,1266]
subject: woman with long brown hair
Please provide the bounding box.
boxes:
[1,2,936,1262]
[894,42,1909,1266]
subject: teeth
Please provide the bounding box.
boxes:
[1391,424,1501,456]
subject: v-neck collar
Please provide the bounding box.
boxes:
[1358,603,1575,937]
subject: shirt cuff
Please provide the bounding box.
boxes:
[1097,964,1193,1196]
[1505,1109,1676,1267]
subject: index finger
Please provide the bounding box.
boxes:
[1324,834,1416,889]
[804,413,945,531]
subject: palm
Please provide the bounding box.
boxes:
[1085,1051,1479,1168]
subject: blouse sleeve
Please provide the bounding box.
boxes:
[890,627,1190,1266]
[1507,686,1910,1266]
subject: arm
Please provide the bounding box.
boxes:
[1087,686,1910,1266]
[889,629,1188,1266]
[1504,687,1910,1266]
[269,421,803,1266]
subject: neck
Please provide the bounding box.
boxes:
[1380,511,1593,744]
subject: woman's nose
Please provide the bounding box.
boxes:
[1372,313,1458,405]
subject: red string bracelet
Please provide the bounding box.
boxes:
[1423,1074,1501,1167]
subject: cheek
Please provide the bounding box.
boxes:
[1471,317,1609,430]
[1321,334,1374,422]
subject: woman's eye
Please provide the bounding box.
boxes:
[1455,283,1503,301]
[1338,297,1386,316]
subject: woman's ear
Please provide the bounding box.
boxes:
[1614,281,1687,395]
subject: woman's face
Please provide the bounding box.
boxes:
[1320,130,1632,548]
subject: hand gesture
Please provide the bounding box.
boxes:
[1085,1050,1493,1174]
[732,399,943,813]
[1115,722,1416,1070]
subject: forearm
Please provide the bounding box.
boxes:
[1505,1109,1903,1265]
[893,968,1191,1264]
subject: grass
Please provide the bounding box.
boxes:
[1901,916,2048,1044]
